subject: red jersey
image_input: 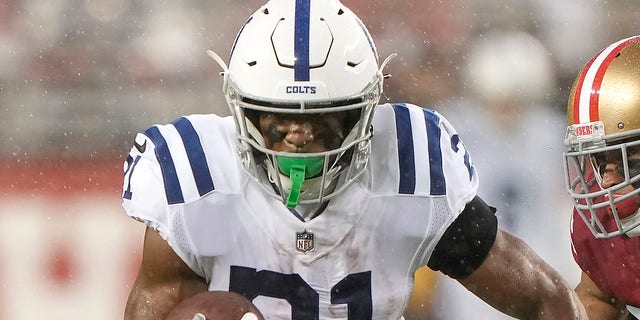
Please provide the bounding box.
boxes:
[571,207,640,306]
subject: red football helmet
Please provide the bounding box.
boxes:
[564,35,640,238]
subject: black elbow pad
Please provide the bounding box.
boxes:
[427,195,498,279]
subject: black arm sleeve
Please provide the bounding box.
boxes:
[427,195,498,279]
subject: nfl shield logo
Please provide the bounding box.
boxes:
[296,230,315,253]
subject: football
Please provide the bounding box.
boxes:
[166,291,264,320]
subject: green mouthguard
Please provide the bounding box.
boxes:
[277,156,324,208]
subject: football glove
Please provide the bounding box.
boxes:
[189,312,259,320]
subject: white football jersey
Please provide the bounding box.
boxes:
[122,102,479,320]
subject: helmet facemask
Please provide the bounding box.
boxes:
[564,122,640,238]
[226,75,381,208]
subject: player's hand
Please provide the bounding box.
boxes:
[189,311,260,320]
[191,313,205,320]
[167,291,264,320]
[240,312,259,320]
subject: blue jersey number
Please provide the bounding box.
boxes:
[123,155,141,200]
[451,134,474,180]
[229,266,372,319]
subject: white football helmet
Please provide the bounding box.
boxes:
[564,35,640,238]
[207,0,394,207]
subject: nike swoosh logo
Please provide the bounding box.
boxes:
[134,140,147,153]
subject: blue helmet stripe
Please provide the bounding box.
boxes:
[144,126,185,204]
[172,117,215,196]
[294,0,311,81]
[423,109,445,195]
[391,103,416,194]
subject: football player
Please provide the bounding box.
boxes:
[565,35,640,320]
[122,0,586,319]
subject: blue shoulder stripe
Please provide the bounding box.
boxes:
[391,103,416,194]
[144,126,184,204]
[423,109,445,195]
[172,117,215,197]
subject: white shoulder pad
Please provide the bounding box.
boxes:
[121,114,241,231]
[371,103,479,214]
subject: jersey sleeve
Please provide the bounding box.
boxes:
[370,102,480,222]
[121,126,209,276]
[372,103,482,270]
[374,103,479,207]
[121,116,221,237]
[122,115,243,279]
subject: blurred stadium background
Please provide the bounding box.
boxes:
[1,0,639,319]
